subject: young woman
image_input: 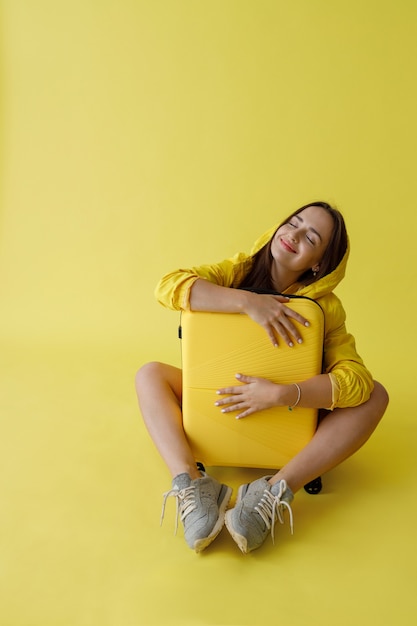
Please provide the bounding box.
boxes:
[135,202,389,554]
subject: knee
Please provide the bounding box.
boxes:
[370,380,389,422]
[135,361,164,394]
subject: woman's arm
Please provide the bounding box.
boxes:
[156,253,309,346]
[215,373,333,419]
[189,277,253,313]
[321,294,375,407]
[190,278,310,347]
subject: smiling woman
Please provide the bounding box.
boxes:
[240,202,348,293]
[268,206,333,290]
[135,200,388,554]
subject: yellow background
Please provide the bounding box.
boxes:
[1,1,416,625]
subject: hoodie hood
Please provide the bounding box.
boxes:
[250,223,350,300]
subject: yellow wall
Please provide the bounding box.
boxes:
[2,0,416,375]
[1,2,417,625]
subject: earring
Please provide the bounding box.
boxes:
[312,266,319,277]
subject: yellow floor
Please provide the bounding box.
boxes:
[1,339,416,626]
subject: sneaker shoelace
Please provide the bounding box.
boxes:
[160,485,197,535]
[254,480,294,544]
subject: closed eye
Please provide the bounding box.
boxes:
[289,221,316,245]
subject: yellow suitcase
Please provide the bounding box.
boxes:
[180,296,324,469]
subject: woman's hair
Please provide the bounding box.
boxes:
[238,201,348,292]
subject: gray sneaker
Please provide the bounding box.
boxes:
[225,476,294,554]
[161,473,232,553]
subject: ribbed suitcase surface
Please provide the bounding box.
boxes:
[181,297,324,468]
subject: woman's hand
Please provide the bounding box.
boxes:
[244,292,310,347]
[215,373,283,419]
[189,280,309,347]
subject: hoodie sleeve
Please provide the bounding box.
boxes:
[321,294,374,408]
[155,252,253,311]
[155,224,277,311]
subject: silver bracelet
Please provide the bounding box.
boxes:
[288,383,301,411]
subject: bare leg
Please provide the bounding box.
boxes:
[270,381,389,493]
[135,361,201,480]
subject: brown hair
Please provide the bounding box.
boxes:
[238,201,348,292]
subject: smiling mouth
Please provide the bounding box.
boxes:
[280,238,297,253]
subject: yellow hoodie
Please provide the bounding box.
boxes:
[156,224,374,409]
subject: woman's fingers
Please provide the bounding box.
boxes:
[246,295,310,347]
[215,374,247,408]
[270,302,310,347]
[281,305,310,328]
[215,393,253,418]
[272,318,303,346]
[215,388,242,406]
[215,374,274,419]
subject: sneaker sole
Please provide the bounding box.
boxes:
[224,510,249,554]
[193,484,233,553]
[224,483,251,554]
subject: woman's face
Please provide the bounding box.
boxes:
[270,205,334,278]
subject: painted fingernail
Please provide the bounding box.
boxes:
[305,322,310,327]
[298,338,303,344]
[289,342,294,347]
